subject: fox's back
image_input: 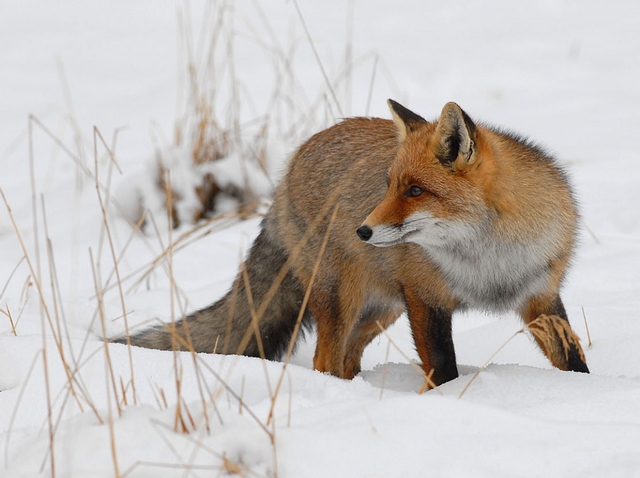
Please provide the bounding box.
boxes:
[270,117,401,265]
[276,117,396,230]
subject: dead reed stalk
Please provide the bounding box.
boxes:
[92,126,138,405]
[89,249,121,476]
[266,203,340,426]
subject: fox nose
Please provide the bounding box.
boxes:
[356,225,373,241]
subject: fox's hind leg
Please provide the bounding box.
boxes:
[342,306,401,379]
[520,294,589,373]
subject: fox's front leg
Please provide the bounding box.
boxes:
[342,306,401,379]
[520,294,589,373]
[404,289,458,387]
[310,281,364,378]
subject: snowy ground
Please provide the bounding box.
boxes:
[1,1,640,477]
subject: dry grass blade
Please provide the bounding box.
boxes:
[267,203,340,426]
[28,114,170,282]
[1,306,17,336]
[0,256,26,304]
[581,307,593,347]
[527,314,587,364]
[189,352,213,432]
[56,57,88,184]
[93,126,123,174]
[29,115,92,181]
[291,0,342,118]
[458,327,526,399]
[122,461,222,477]
[150,379,168,411]
[164,171,188,435]
[239,376,245,415]
[4,349,41,468]
[146,418,225,462]
[92,126,138,405]
[11,276,32,331]
[89,249,121,476]
[365,54,379,117]
[240,263,269,362]
[119,377,128,408]
[41,203,67,340]
[90,252,122,417]
[147,419,190,472]
[181,397,197,430]
[375,321,441,394]
[44,342,106,426]
[458,314,583,399]
[286,370,293,428]
[222,453,246,477]
[29,115,56,477]
[28,116,43,287]
[240,261,275,399]
[1,190,58,476]
[583,223,601,245]
[119,209,257,298]
[40,195,88,417]
[92,212,147,299]
[379,339,391,401]
[153,326,273,441]
[38,349,55,477]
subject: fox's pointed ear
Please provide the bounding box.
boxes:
[387,99,428,141]
[435,102,477,168]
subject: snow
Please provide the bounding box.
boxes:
[2,0,640,476]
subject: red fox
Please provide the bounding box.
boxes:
[116,100,589,386]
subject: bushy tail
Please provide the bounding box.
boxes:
[113,225,312,360]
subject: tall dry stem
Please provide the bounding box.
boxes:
[92,126,138,405]
[89,249,121,477]
[581,307,593,347]
[1,188,59,476]
[4,349,42,469]
[267,203,340,426]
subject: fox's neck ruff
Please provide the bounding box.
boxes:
[408,216,557,312]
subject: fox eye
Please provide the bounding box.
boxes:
[406,185,425,198]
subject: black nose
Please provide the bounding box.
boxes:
[356,225,373,241]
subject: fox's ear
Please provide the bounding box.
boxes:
[435,102,477,168]
[387,99,428,141]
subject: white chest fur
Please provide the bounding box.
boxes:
[406,213,556,312]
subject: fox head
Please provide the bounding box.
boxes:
[356,100,491,249]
